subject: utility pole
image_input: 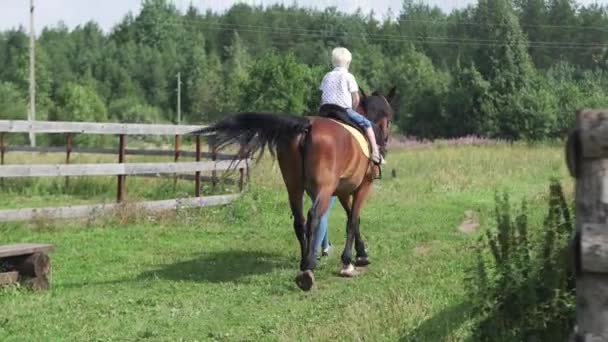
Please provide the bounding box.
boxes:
[28,0,36,147]
[176,72,181,125]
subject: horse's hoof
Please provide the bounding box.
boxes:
[355,256,371,267]
[295,270,315,291]
[339,263,357,277]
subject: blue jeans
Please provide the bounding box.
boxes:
[346,108,371,128]
[314,196,337,256]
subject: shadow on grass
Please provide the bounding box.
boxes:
[400,302,471,342]
[59,250,292,289]
[137,250,292,283]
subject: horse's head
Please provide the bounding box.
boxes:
[357,86,396,156]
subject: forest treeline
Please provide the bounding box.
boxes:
[1,0,607,144]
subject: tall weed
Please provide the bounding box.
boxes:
[469,179,575,341]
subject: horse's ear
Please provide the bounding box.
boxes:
[387,86,397,103]
[360,88,367,98]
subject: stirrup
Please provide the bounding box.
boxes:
[371,160,382,180]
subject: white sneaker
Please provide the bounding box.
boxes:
[372,151,384,165]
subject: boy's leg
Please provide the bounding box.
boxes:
[345,109,383,164]
[314,196,336,258]
[322,196,336,255]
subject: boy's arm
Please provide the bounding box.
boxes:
[347,73,360,109]
[351,91,360,109]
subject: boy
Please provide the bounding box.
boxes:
[319,47,384,165]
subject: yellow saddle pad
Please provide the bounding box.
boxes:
[329,119,370,158]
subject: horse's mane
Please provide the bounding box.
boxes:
[361,92,394,122]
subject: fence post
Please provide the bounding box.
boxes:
[238,143,245,192]
[0,133,5,187]
[117,134,126,203]
[65,133,72,189]
[195,135,201,197]
[212,145,218,190]
[173,134,180,189]
[566,109,608,341]
[0,133,5,166]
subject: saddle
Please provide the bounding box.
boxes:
[318,104,385,178]
[318,104,384,150]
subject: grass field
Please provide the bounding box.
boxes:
[0,142,572,341]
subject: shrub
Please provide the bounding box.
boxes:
[49,82,109,146]
[468,179,575,341]
[108,97,165,124]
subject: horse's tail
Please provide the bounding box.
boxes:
[190,112,311,161]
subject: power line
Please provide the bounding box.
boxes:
[171,19,608,48]
[157,19,608,50]
[183,1,608,32]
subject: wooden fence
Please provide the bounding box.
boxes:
[565,109,608,341]
[0,119,249,223]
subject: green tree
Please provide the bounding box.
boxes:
[193,53,224,122]
[472,0,539,139]
[445,62,495,137]
[516,0,550,68]
[388,50,450,138]
[0,29,29,92]
[398,0,450,66]
[219,31,251,112]
[133,0,182,48]
[0,82,27,120]
[108,96,164,123]
[473,0,535,94]
[51,82,107,123]
[50,82,108,145]
[546,0,579,63]
[243,52,319,114]
[576,4,608,69]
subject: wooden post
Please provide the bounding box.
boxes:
[173,135,180,189]
[1,133,5,187]
[195,135,201,197]
[239,167,244,192]
[566,109,608,341]
[212,145,217,190]
[65,133,72,189]
[117,134,126,203]
[238,143,245,192]
[0,133,5,166]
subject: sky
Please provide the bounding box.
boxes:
[2,0,600,34]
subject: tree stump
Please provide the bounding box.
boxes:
[3,252,51,290]
[0,243,54,290]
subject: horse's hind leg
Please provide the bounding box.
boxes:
[277,140,312,288]
[290,190,333,292]
[338,195,370,267]
[339,182,372,277]
[288,188,306,271]
[303,192,333,269]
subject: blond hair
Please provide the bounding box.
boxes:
[331,47,352,68]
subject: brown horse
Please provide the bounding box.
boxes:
[191,87,396,291]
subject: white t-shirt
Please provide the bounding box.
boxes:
[319,67,359,109]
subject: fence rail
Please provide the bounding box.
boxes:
[0,194,239,222]
[0,120,204,135]
[3,145,236,160]
[0,119,247,222]
[0,160,246,178]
